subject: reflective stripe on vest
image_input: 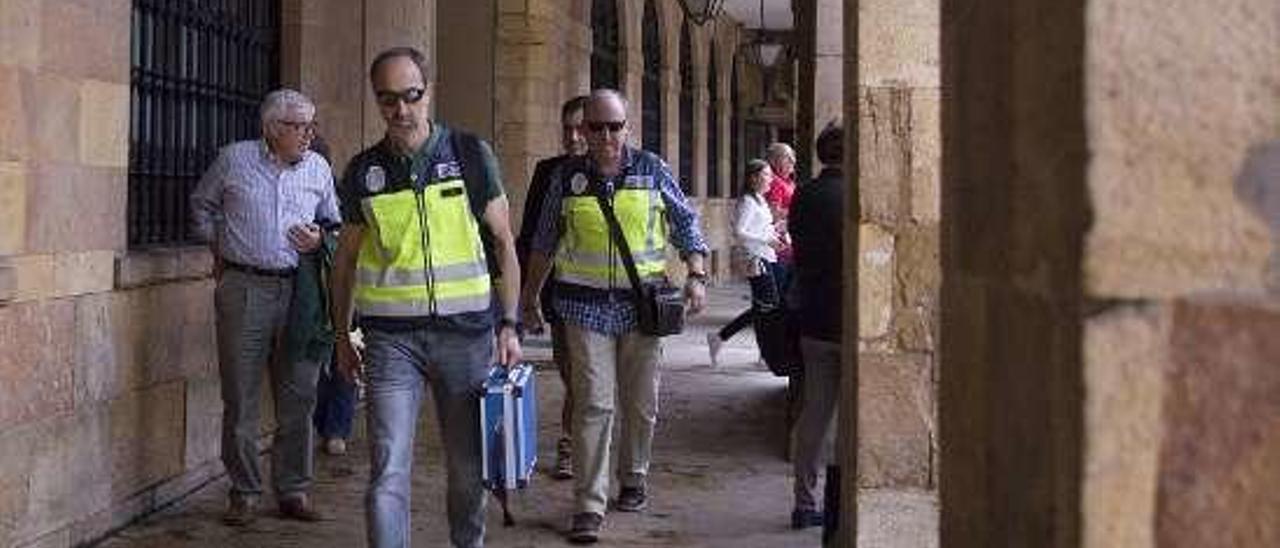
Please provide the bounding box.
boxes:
[355,179,491,317]
[555,186,668,289]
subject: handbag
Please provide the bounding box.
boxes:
[729,244,763,278]
[593,186,686,337]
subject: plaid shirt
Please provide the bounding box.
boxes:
[531,147,708,336]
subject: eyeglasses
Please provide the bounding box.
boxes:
[277,120,317,134]
[585,120,627,134]
[374,87,426,108]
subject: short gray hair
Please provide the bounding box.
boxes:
[765,142,795,163]
[260,88,315,126]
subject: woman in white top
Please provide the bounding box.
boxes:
[708,159,784,367]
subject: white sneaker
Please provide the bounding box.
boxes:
[706,332,723,368]
[323,438,347,455]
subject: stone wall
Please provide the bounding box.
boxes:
[1081,0,1280,546]
[0,1,441,545]
[0,1,222,546]
[940,0,1280,546]
[855,0,939,490]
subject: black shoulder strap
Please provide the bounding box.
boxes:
[452,131,501,276]
[592,182,646,300]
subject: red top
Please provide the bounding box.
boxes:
[764,173,795,263]
[764,173,795,218]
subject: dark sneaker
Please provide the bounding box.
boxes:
[552,438,574,480]
[791,508,824,529]
[278,495,326,522]
[615,486,648,512]
[568,512,603,544]
[222,495,258,526]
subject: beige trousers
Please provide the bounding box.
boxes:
[563,324,662,515]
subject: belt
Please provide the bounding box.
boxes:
[224,260,296,278]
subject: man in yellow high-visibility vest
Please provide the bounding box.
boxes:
[329,47,522,548]
[522,89,709,544]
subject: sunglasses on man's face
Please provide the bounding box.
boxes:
[374,87,426,108]
[585,121,627,134]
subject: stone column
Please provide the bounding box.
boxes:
[438,0,497,141]
[855,0,940,491]
[940,0,1280,546]
[794,0,842,181]
[495,0,590,229]
[692,27,709,198]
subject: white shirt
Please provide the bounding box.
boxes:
[732,193,777,263]
[190,140,340,269]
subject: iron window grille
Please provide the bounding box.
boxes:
[128,0,280,248]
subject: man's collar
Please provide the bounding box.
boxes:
[259,139,306,168]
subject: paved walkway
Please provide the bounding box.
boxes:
[98,286,936,548]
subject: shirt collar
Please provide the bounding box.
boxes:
[259,139,308,170]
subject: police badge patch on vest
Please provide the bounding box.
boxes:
[623,175,654,188]
[365,165,387,192]
[435,161,462,181]
[569,172,590,195]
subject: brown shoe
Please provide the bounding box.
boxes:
[222,495,258,526]
[278,494,326,522]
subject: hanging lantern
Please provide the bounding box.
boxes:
[751,41,785,67]
[678,0,725,26]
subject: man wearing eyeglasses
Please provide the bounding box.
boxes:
[522,89,709,544]
[190,88,339,526]
[329,47,523,548]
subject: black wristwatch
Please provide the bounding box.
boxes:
[498,317,523,336]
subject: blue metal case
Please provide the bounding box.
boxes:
[480,363,538,491]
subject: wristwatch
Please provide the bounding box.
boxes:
[498,316,523,335]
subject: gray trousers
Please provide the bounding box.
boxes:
[215,269,321,499]
[792,337,840,511]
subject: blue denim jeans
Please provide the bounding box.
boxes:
[362,327,493,548]
[314,355,357,439]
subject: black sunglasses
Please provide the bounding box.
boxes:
[374,87,426,108]
[585,120,627,134]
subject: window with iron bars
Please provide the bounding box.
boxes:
[128,0,280,248]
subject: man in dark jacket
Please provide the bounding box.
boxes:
[515,95,589,480]
[788,121,844,530]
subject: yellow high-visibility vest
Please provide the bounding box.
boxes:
[355,178,491,316]
[555,178,668,290]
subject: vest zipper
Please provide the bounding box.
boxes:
[414,188,438,315]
